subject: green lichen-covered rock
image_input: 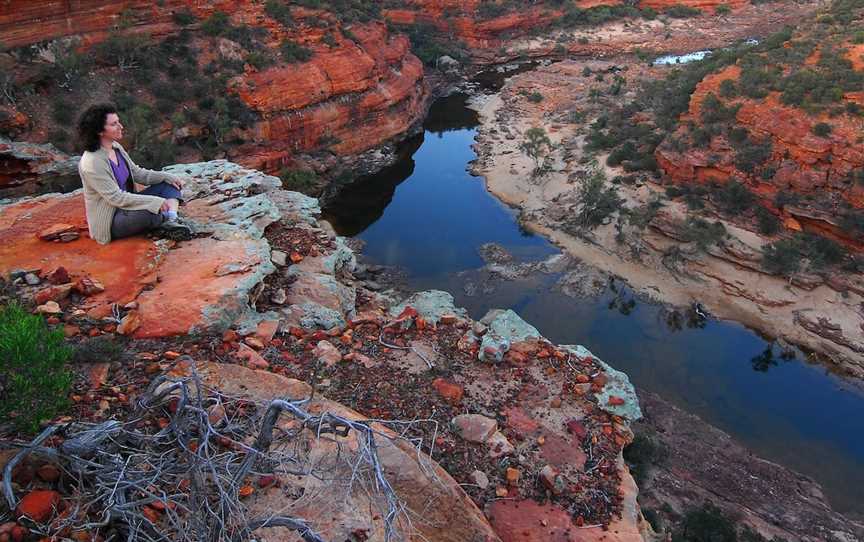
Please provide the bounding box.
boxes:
[478,309,541,363]
[562,344,642,422]
[390,290,468,324]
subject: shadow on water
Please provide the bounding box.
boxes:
[322,90,864,519]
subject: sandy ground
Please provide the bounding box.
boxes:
[468,7,864,378]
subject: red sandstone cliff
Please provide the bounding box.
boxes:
[656,42,864,250]
[0,1,428,178]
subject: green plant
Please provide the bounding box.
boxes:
[573,170,623,229]
[666,4,702,18]
[202,11,230,36]
[715,4,732,15]
[623,433,666,485]
[755,206,781,235]
[680,217,726,251]
[763,232,847,277]
[279,169,319,192]
[172,8,197,26]
[672,503,737,542]
[811,122,832,137]
[712,179,755,214]
[280,40,313,63]
[526,91,544,103]
[0,303,72,433]
[265,0,293,27]
[519,127,554,176]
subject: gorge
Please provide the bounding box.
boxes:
[2,1,864,541]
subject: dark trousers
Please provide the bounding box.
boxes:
[110,182,182,240]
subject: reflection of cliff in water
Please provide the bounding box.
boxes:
[322,93,478,237]
[322,134,422,237]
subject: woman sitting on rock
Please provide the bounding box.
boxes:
[77,103,193,243]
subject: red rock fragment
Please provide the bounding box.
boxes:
[16,490,61,523]
[34,284,73,305]
[73,276,105,296]
[255,320,279,345]
[235,343,269,370]
[43,267,69,284]
[37,224,76,242]
[36,464,60,483]
[607,396,626,406]
[432,378,464,405]
[565,420,587,440]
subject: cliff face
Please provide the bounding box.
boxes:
[0,1,428,181]
[656,40,864,250]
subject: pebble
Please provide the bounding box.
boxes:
[470,470,489,489]
[452,414,497,443]
[24,273,40,285]
[505,467,521,485]
[271,288,287,305]
[313,340,342,366]
[271,250,288,266]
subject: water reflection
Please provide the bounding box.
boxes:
[323,90,864,518]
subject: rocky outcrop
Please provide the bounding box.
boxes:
[656,48,864,250]
[0,138,80,199]
[0,159,650,540]
[0,3,428,184]
[230,21,428,171]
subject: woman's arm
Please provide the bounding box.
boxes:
[117,144,180,186]
[81,162,165,213]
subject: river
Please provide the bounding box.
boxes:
[322,88,864,519]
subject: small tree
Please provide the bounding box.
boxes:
[519,127,554,178]
[573,169,623,230]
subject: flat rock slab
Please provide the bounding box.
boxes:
[0,193,159,307]
[133,237,269,338]
[189,361,501,542]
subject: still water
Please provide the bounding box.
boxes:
[322,92,864,518]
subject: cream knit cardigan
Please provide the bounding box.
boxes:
[78,142,179,244]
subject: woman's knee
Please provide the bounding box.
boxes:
[141,182,181,200]
[111,209,165,239]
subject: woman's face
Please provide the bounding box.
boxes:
[100,113,124,142]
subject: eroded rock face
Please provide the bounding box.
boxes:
[0,3,429,182]
[656,58,864,251]
[0,138,80,198]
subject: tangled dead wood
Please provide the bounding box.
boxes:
[3,364,435,542]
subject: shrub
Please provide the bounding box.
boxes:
[680,217,726,251]
[202,11,230,36]
[666,4,702,18]
[573,170,623,229]
[719,79,738,98]
[0,303,72,433]
[279,169,319,192]
[712,179,755,214]
[172,8,196,26]
[672,503,737,542]
[51,98,75,124]
[763,232,847,276]
[715,4,732,15]
[246,51,274,69]
[755,206,781,235]
[734,139,772,173]
[520,127,554,175]
[623,433,666,485]
[280,40,313,63]
[811,122,832,137]
[527,91,544,103]
[265,0,293,27]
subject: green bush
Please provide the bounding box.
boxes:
[715,4,732,15]
[280,40,313,63]
[763,232,847,276]
[672,503,737,542]
[265,0,293,27]
[0,303,72,433]
[666,4,702,18]
[680,217,727,251]
[279,169,319,192]
[527,91,544,103]
[811,122,832,137]
[755,206,781,235]
[202,11,230,36]
[172,8,197,26]
[712,179,755,214]
[573,170,623,230]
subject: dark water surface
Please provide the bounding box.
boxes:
[322,92,864,518]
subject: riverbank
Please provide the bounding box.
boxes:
[470,49,864,378]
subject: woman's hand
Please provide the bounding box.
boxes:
[168,176,186,190]
[160,199,172,213]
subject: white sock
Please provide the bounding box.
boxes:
[163,209,178,221]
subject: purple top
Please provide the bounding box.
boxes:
[108,151,131,191]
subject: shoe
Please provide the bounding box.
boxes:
[157,218,194,241]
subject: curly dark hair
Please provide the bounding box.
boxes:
[77,103,118,153]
